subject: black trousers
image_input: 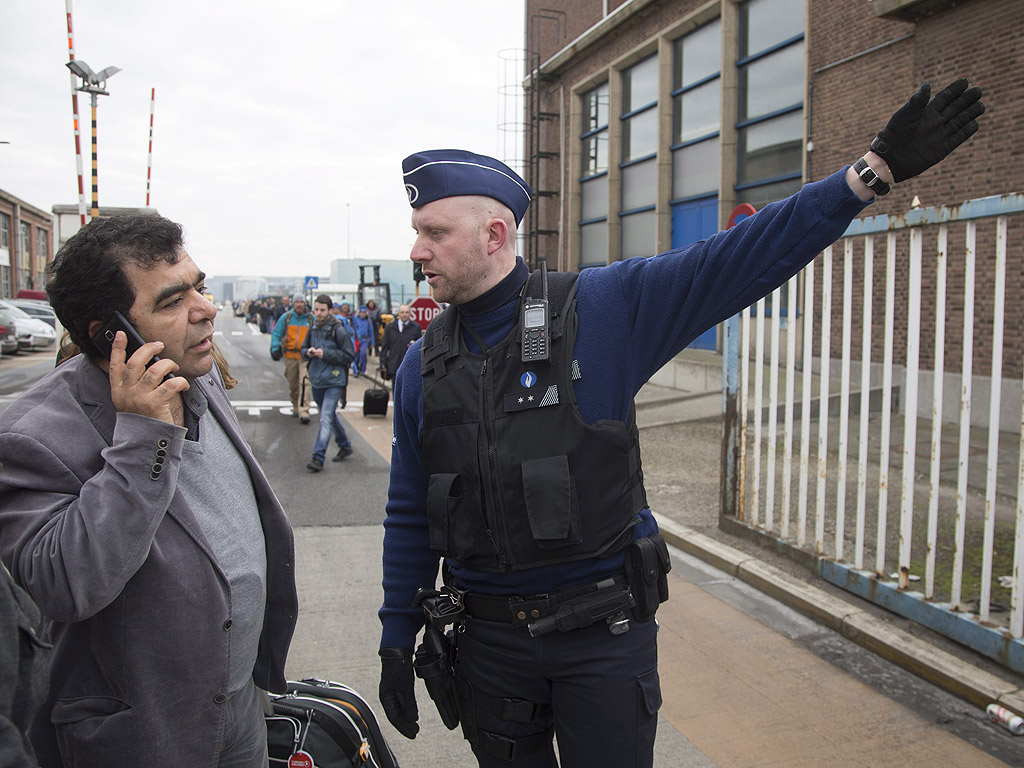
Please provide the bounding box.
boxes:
[453,613,661,767]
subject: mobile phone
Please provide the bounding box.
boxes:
[91,311,173,379]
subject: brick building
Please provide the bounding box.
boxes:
[0,189,54,299]
[521,0,1022,368]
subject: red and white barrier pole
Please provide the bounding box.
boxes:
[66,0,87,226]
[146,88,155,207]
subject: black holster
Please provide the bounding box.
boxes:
[624,533,671,622]
[412,587,463,730]
[414,627,460,729]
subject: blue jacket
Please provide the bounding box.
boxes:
[379,168,871,650]
[301,317,355,389]
[352,314,373,342]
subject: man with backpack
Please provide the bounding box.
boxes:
[270,293,313,423]
[301,294,356,472]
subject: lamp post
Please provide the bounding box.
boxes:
[66,60,120,219]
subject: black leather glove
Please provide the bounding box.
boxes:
[270,347,283,361]
[379,647,419,739]
[871,78,985,183]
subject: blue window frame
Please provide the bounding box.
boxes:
[736,0,804,208]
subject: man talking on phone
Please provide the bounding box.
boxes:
[0,213,298,767]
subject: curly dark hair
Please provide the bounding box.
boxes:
[46,213,185,362]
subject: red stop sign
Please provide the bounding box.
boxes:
[409,296,442,330]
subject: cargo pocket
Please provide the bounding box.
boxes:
[636,668,662,716]
[635,667,661,757]
[521,455,581,549]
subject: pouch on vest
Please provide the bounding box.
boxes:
[521,455,582,548]
[426,469,492,560]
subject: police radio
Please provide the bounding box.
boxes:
[521,262,550,363]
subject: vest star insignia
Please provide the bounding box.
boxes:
[504,384,559,412]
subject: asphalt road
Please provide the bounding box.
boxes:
[207,312,392,527]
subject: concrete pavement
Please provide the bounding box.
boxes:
[280,373,1023,766]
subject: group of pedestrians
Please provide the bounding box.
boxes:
[245,296,288,334]
[267,292,422,473]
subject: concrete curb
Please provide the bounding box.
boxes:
[656,516,1024,718]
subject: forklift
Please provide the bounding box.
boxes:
[358,265,393,346]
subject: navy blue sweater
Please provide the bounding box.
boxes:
[379,168,870,649]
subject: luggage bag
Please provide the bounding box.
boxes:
[267,678,399,768]
[362,374,389,417]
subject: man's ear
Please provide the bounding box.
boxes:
[485,217,508,256]
[87,319,103,339]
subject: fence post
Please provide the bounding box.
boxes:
[721,313,741,520]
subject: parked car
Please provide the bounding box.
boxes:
[0,300,57,350]
[7,298,58,328]
[0,306,18,356]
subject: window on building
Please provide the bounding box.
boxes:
[1,266,9,298]
[36,228,48,262]
[672,18,721,202]
[0,213,9,249]
[620,54,658,260]
[19,222,31,269]
[736,0,804,208]
[580,82,610,267]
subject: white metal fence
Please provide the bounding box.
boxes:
[723,192,1024,673]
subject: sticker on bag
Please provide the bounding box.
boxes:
[289,751,316,768]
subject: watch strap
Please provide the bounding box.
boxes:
[853,157,890,197]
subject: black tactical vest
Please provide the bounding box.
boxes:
[419,270,647,573]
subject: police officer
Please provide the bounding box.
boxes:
[379,78,984,767]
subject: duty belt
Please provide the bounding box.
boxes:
[462,574,631,630]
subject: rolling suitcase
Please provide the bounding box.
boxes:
[267,678,399,768]
[362,374,389,417]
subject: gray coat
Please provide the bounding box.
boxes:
[0,564,49,767]
[0,355,298,767]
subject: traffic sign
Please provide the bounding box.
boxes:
[304,275,319,291]
[727,203,757,229]
[409,296,442,330]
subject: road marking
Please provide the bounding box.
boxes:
[230,331,243,336]
[229,399,390,417]
[247,323,262,335]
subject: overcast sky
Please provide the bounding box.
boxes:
[1,1,526,277]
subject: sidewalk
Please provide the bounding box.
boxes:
[285,523,1011,767]
[283,374,1023,766]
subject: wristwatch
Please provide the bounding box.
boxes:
[853,157,890,197]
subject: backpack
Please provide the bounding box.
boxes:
[266,679,399,768]
[333,324,355,370]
